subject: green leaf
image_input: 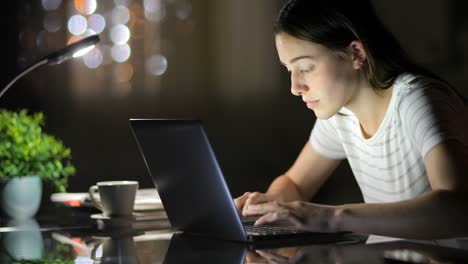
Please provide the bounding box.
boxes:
[0,109,76,191]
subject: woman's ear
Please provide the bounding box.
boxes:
[349,40,367,70]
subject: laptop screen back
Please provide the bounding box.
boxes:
[130,119,247,241]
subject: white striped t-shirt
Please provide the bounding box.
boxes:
[310,73,468,203]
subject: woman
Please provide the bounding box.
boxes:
[234,0,468,240]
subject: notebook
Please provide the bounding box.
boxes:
[130,119,348,243]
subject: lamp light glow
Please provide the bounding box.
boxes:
[0,34,100,99]
[72,44,96,58]
[47,35,100,65]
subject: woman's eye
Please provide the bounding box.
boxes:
[300,66,314,74]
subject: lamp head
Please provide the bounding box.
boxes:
[45,35,100,65]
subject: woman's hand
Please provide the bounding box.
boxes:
[234,192,276,215]
[243,200,341,233]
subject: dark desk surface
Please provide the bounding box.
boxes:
[1,207,468,264]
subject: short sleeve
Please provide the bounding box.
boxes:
[398,77,467,158]
[310,118,347,159]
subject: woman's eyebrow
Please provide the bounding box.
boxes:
[290,55,315,63]
[280,55,316,66]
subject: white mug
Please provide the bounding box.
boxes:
[88,181,139,218]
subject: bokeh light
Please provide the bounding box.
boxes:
[129,3,145,39]
[67,30,97,47]
[111,44,131,62]
[83,48,103,69]
[143,0,161,12]
[145,9,166,22]
[110,24,130,45]
[114,63,134,82]
[41,0,62,11]
[88,14,106,34]
[144,0,165,22]
[112,5,130,25]
[74,0,98,15]
[175,1,192,20]
[146,54,168,76]
[43,12,62,33]
[115,81,132,96]
[67,35,83,45]
[68,15,87,35]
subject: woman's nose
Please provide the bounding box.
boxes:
[290,73,308,96]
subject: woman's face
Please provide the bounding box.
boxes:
[275,33,361,119]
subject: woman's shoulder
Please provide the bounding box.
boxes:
[393,73,468,151]
[394,72,467,125]
[394,72,464,107]
[394,73,448,95]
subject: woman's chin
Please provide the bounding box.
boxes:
[313,109,335,120]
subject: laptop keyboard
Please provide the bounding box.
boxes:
[243,222,306,236]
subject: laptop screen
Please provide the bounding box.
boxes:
[130,119,247,241]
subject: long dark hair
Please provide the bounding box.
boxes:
[275,0,443,90]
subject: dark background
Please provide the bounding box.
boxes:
[1,0,468,211]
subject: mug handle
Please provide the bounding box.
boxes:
[88,185,103,211]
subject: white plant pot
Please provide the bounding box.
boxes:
[0,176,42,219]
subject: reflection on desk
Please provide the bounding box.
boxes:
[1,212,468,263]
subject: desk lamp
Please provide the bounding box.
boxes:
[0,34,100,99]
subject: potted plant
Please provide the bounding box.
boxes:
[0,109,76,219]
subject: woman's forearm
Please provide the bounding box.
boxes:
[267,174,305,202]
[335,190,468,239]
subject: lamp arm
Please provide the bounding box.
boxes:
[0,59,48,99]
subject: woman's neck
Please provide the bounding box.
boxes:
[346,82,394,139]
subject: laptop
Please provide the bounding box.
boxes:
[130,119,349,243]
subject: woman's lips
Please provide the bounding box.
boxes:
[305,100,320,109]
